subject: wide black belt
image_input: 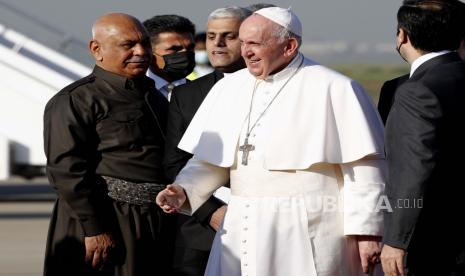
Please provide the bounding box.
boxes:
[102,176,165,205]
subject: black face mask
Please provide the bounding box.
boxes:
[161,51,196,80]
[396,43,408,63]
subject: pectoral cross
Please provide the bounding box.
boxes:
[239,136,255,166]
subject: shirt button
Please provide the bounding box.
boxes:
[245,204,250,208]
[243,215,248,219]
[243,251,247,255]
[242,239,247,243]
[243,227,248,231]
[244,263,248,266]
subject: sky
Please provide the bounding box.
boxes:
[4,0,402,43]
[0,0,405,63]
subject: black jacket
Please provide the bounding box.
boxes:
[163,70,226,251]
[44,66,168,235]
[378,74,409,124]
[384,53,465,272]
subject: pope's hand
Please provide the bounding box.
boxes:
[156,184,186,213]
[357,235,382,274]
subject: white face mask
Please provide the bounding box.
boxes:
[195,50,209,65]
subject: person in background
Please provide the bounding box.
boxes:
[43,13,175,276]
[143,15,196,102]
[163,6,251,276]
[381,1,465,275]
[187,32,214,80]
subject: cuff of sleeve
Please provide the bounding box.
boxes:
[177,183,203,215]
[382,238,409,250]
[193,196,226,224]
[80,217,106,237]
[382,212,413,250]
[344,182,384,236]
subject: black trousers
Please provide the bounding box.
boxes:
[172,247,211,276]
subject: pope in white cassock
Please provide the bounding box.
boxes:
[157,7,386,276]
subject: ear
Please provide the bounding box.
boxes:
[397,28,408,45]
[89,40,103,62]
[283,37,299,57]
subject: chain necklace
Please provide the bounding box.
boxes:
[239,57,304,165]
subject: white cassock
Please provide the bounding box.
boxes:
[175,54,386,276]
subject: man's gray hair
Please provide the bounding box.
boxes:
[208,6,252,22]
[271,24,302,50]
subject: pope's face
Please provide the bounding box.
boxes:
[239,15,288,79]
[93,20,152,78]
[206,18,244,73]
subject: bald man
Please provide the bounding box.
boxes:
[43,13,175,276]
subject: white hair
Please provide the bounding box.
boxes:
[271,24,302,49]
[208,6,251,22]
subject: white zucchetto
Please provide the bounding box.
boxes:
[254,7,302,37]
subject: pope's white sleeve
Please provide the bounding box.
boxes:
[340,157,386,236]
[174,157,229,215]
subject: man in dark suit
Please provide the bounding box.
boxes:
[143,15,196,102]
[378,35,465,125]
[380,1,465,275]
[163,6,251,276]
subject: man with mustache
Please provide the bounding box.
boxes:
[143,15,196,102]
[43,13,175,276]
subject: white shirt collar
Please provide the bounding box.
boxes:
[146,69,187,99]
[410,50,451,77]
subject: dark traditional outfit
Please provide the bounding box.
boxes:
[43,66,175,276]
